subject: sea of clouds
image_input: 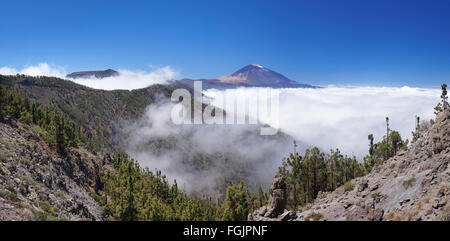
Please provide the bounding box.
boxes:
[205,86,440,159]
[121,101,294,195]
[0,63,441,159]
[122,86,440,194]
[0,63,442,193]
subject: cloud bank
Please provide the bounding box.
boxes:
[1,63,441,194]
[205,86,441,159]
[0,63,66,77]
[122,85,440,196]
[120,100,295,197]
[0,63,177,90]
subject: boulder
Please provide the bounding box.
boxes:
[248,173,291,220]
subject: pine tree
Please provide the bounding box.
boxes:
[386,117,390,141]
[257,186,267,207]
[441,84,448,110]
[435,83,448,114]
[0,86,3,121]
[412,116,420,143]
[279,148,302,208]
[368,134,374,156]
[222,182,251,221]
[122,175,137,221]
[55,115,65,155]
[279,145,365,209]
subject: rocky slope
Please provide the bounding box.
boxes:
[251,110,450,221]
[0,121,109,220]
[0,74,174,151]
[0,74,297,199]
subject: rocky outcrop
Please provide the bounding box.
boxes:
[291,110,450,221]
[250,110,450,221]
[248,174,297,221]
[0,121,108,220]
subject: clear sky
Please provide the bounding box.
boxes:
[1,0,449,87]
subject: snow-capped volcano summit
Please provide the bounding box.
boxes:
[251,63,264,68]
[218,63,295,85]
[177,63,316,89]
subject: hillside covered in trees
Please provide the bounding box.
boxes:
[0,76,271,220]
[0,83,221,220]
[0,75,293,200]
[1,74,448,221]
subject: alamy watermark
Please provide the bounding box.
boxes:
[170,81,279,135]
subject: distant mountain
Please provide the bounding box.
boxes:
[219,63,297,85]
[0,74,173,151]
[66,69,119,79]
[0,74,295,204]
[177,63,316,89]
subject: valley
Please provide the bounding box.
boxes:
[0,72,448,221]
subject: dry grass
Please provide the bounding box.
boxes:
[438,182,448,193]
[343,181,355,192]
[304,212,324,221]
[402,176,416,189]
[421,196,431,204]
[442,203,450,221]
[385,210,402,221]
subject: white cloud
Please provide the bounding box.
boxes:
[0,63,178,90]
[21,63,67,77]
[121,100,294,196]
[0,67,18,75]
[0,63,66,77]
[123,85,441,195]
[204,86,441,159]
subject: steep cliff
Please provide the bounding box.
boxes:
[0,120,109,220]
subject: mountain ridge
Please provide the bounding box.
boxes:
[0,74,295,200]
[66,69,119,79]
[64,64,317,89]
[177,63,317,89]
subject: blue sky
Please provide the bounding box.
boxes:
[0,0,449,87]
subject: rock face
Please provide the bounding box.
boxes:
[248,174,297,221]
[249,110,450,221]
[292,110,450,221]
[266,173,287,217]
[0,121,108,220]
